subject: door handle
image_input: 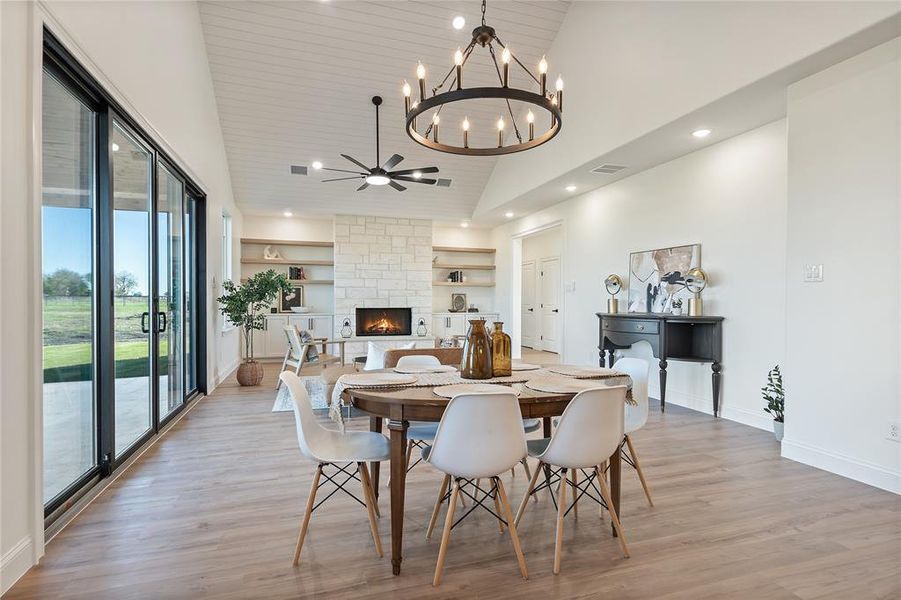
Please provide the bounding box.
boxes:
[528,308,534,312]
[552,309,559,313]
[157,311,167,333]
[141,312,150,334]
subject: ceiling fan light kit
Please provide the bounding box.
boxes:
[402,0,563,156]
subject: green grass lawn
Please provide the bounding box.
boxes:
[43,296,171,382]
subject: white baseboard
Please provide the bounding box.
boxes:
[781,439,901,494]
[211,358,240,391]
[660,390,771,431]
[1,536,34,595]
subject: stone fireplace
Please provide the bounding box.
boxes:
[356,307,412,336]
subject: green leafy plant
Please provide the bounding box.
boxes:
[217,270,292,362]
[762,364,784,423]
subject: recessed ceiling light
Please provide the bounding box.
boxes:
[460,222,469,228]
[565,184,577,192]
[412,171,422,179]
[452,15,465,30]
[692,129,711,138]
[283,210,293,217]
[311,160,323,170]
[505,211,514,218]
[111,142,120,152]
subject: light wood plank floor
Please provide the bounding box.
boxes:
[8,368,900,599]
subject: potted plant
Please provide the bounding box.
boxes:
[762,364,785,441]
[671,298,683,316]
[217,270,292,386]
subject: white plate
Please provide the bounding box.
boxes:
[432,383,519,398]
[547,365,617,378]
[340,372,418,387]
[290,306,311,314]
[511,362,541,371]
[524,377,607,394]
[393,365,458,374]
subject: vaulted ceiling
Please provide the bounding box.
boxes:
[198,0,570,221]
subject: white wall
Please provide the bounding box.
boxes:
[1,1,242,591]
[242,215,334,243]
[783,39,900,493]
[522,227,562,262]
[492,120,788,429]
[477,1,899,216]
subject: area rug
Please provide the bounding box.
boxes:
[272,376,329,412]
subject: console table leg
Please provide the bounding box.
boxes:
[711,362,722,417]
[658,359,668,412]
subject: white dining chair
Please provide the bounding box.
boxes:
[613,357,654,506]
[423,392,529,586]
[281,371,388,566]
[514,385,630,574]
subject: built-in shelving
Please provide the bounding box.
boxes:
[433,281,495,287]
[431,245,497,313]
[240,258,334,266]
[432,263,496,270]
[241,238,333,248]
[240,237,335,315]
[242,278,334,285]
[432,246,496,254]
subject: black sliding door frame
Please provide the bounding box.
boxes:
[43,29,208,519]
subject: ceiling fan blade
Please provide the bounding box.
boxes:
[388,180,407,192]
[321,167,365,175]
[341,154,372,172]
[393,175,437,184]
[381,154,404,170]
[389,166,439,176]
[356,182,370,191]
[321,176,363,182]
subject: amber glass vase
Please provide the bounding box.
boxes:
[491,322,512,377]
[460,319,493,379]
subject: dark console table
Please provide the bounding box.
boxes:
[597,312,724,416]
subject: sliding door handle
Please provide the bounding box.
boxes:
[157,311,168,333]
[141,312,151,334]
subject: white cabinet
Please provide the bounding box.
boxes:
[263,316,289,358]
[289,315,333,340]
[433,313,502,338]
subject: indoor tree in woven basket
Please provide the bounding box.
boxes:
[217,270,292,386]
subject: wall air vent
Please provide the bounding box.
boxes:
[290,165,308,175]
[436,178,452,188]
[591,164,627,175]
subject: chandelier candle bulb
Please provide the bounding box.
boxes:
[462,116,470,148]
[539,55,548,95]
[501,47,511,87]
[416,61,426,102]
[556,75,564,111]
[402,80,411,113]
[454,48,464,90]
[497,116,505,147]
[432,113,440,143]
[527,110,535,141]
[411,100,418,129]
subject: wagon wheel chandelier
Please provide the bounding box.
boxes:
[402,0,563,156]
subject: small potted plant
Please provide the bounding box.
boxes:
[217,270,292,386]
[761,365,785,441]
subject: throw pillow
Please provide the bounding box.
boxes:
[299,330,319,362]
[363,341,416,371]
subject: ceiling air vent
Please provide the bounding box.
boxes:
[591,164,627,175]
[290,165,308,175]
[436,178,452,188]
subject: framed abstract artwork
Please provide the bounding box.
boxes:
[279,285,305,312]
[628,244,700,313]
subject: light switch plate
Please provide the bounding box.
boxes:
[803,264,824,282]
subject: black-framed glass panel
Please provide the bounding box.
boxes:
[157,164,185,420]
[185,195,198,394]
[41,69,98,504]
[112,121,154,457]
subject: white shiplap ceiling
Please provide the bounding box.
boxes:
[198,0,570,220]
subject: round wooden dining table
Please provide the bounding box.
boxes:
[345,382,626,576]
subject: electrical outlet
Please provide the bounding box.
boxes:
[803,264,824,282]
[888,421,901,442]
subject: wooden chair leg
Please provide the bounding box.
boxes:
[360,461,379,517]
[492,481,505,534]
[427,474,451,540]
[357,463,383,558]
[496,477,529,580]
[553,467,568,575]
[515,461,542,527]
[293,464,322,566]
[433,479,460,587]
[570,469,578,519]
[625,434,654,506]
[596,466,630,558]
[521,458,532,481]
[598,460,607,520]
[276,351,291,389]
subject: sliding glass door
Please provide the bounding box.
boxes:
[42,32,207,518]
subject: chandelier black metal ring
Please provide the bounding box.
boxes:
[402,0,563,156]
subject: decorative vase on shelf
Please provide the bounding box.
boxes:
[491,322,512,377]
[460,319,492,379]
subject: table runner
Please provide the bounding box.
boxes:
[329,367,634,429]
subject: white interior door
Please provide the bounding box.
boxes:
[521,260,537,348]
[539,257,561,353]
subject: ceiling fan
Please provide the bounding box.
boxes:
[306,96,447,192]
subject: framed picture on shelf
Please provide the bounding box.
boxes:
[628,243,700,313]
[279,285,305,312]
[450,293,467,312]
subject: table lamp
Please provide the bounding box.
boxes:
[684,267,708,316]
[604,274,623,314]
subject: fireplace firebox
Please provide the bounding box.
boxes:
[355,307,413,336]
